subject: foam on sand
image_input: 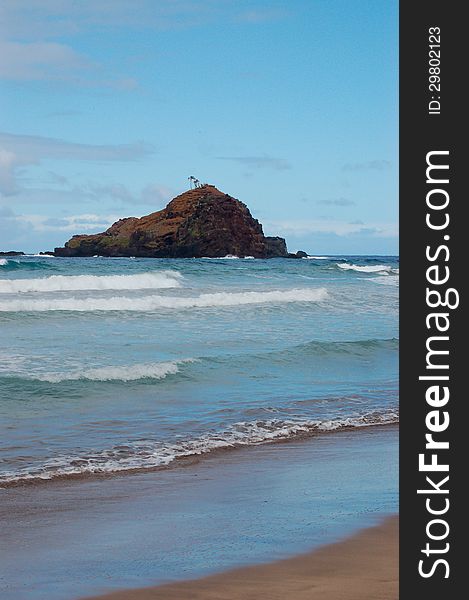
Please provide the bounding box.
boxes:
[0,287,328,312]
[0,408,398,485]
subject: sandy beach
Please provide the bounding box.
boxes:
[85,516,398,600]
[0,428,398,600]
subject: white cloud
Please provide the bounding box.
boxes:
[0,2,288,86]
[0,39,138,88]
[0,132,155,196]
[0,40,92,81]
[85,184,134,204]
[0,206,16,218]
[0,208,126,251]
[140,183,175,206]
[264,219,398,238]
[0,1,287,39]
[22,213,122,232]
[71,182,174,207]
[0,148,19,195]
[0,209,31,249]
[0,132,154,162]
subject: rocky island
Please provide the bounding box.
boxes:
[55,185,304,258]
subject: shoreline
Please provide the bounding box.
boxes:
[0,420,398,489]
[85,516,398,600]
[0,427,398,600]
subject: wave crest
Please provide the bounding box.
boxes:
[337,263,398,274]
[20,359,195,383]
[0,270,182,293]
[0,287,328,312]
[0,259,57,271]
[0,338,397,384]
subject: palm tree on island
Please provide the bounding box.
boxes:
[188,175,204,189]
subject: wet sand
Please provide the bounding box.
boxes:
[86,516,398,600]
[0,427,398,600]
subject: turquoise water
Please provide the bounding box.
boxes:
[0,255,398,485]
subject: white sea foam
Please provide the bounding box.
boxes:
[201,254,256,259]
[0,259,8,266]
[28,359,194,383]
[26,254,56,258]
[0,287,328,312]
[0,410,398,484]
[337,263,394,273]
[302,256,330,260]
[0,270,183,293]
[201,255,240,259]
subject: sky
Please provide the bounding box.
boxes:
[0,0,398,255]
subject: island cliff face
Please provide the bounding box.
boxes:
[54,185,293,258]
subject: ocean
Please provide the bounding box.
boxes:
[0,254,398,487]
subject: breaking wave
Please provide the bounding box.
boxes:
[0,409,399,486]
[0,259,56,271]
[201,255,240,259]
[0,337,397,387]
[302,256,330,260]
[0,287,328,312]
[25,254,56,258]
[0,337,397,384]
[17,359,195,383]
[0,271,183,293]
[337,263,398,274]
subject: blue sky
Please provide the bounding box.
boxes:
[0,0,398,254]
